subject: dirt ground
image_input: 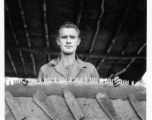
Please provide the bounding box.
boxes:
[5,95,146,120]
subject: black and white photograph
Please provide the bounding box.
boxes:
[4,0,149,120]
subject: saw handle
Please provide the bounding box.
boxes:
[21,79,29,86]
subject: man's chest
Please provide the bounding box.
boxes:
[43,66,90,82]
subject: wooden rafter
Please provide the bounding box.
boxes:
[5,4,19,46]
[107,40,133,77]
[97,0,134,71]
[7,50,18,75]
[7,46,146,60]
[18,0,31,47]
[107,18,141,77]
[76,0,84,26]
[85,0,105,62]
[30,53,36,76]
[6,4,27,75]
[42,0,51,62]
[106,0,134,53]
[18,0,36,76]
[124,43,146,70]
[19,51,27,75]
[137,43,146,55]
[115,43,146,76]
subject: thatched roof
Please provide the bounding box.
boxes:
[5,0,146,83]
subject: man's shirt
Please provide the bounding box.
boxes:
[38,56,99,82]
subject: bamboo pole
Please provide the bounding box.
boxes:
[7,50,18,75]
[85,0,105,62]
[18,0,36,76]
[6,4,27,75]
[108,42,146,79]
[124,43,146,70]
[97,0,134,70]
[107,15,142,77]
[76,0,84,26]
[42,0,51,62]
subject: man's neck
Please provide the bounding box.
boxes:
[60,53,76,67]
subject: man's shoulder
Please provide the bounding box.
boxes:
[77,57,95,68]
[82,61,96,69]
[41,59,56,69]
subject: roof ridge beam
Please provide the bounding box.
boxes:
[6,47,146,60]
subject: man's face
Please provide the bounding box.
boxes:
[57,28,81,55]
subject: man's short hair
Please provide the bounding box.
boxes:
[58,21,80,37]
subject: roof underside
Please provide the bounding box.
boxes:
[5,0,146,82]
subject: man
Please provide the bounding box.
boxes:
[38,22,122,86]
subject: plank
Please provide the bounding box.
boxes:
[63,89,85,120]
[5,82,146,100]
[96,92,119,120]
[127,94,146,120]
[33,90,60,120]
[5,91,26,120]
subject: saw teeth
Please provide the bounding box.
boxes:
[109,79,111,83]
[6,79,10,86]
[17,79,21,84]
[13,78,16,85]
[16,79,18,84]
[19,79,21,83]
[112,79,113,83]
[131,81,134,85]
[11,79,14,85]
[9,80,11,86]
[124,80,126,85]
[126,80,128,85]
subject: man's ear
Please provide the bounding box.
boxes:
[77,38,81,46]
[56,38,60,46]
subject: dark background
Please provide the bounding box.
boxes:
[5,0,146,83]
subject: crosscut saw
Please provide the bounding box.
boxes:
[5,77,146,100]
